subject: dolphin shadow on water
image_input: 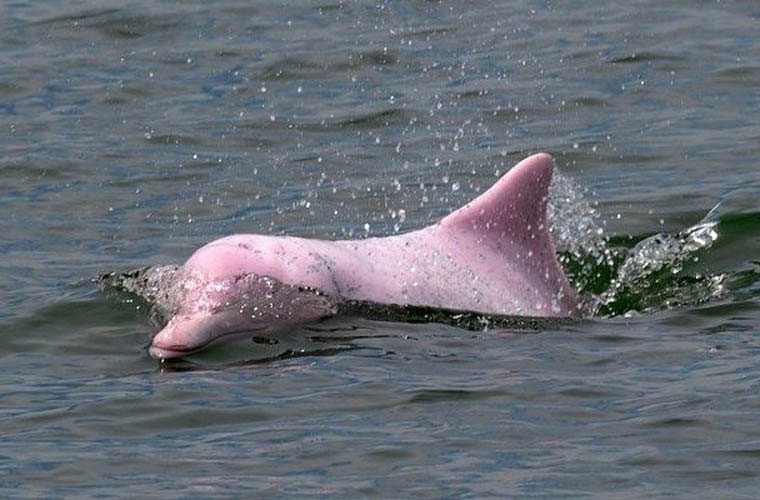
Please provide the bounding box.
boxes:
[101,153,581,361]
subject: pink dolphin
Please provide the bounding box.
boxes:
[149,153,578,359]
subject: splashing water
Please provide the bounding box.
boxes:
[591,221,725,316]
[547,168,727,318]
[100,265,182,325]
[547,169,607,260]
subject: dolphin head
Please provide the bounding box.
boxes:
[148,272,339,359]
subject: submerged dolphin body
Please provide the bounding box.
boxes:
[149,153,578,358]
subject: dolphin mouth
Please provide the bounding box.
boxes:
[149,325,265,360]
[148,345,193,360]
[148,343,200,360]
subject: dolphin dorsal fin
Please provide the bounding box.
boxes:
[440,153,555,243]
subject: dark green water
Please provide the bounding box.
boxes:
[1,1,758,497]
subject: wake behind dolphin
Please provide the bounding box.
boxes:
[105,154,580,358]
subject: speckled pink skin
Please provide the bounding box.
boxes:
[150,153,578,358]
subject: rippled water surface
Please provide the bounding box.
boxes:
[1,1,759,497]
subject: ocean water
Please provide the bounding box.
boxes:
[1,1,759,497]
